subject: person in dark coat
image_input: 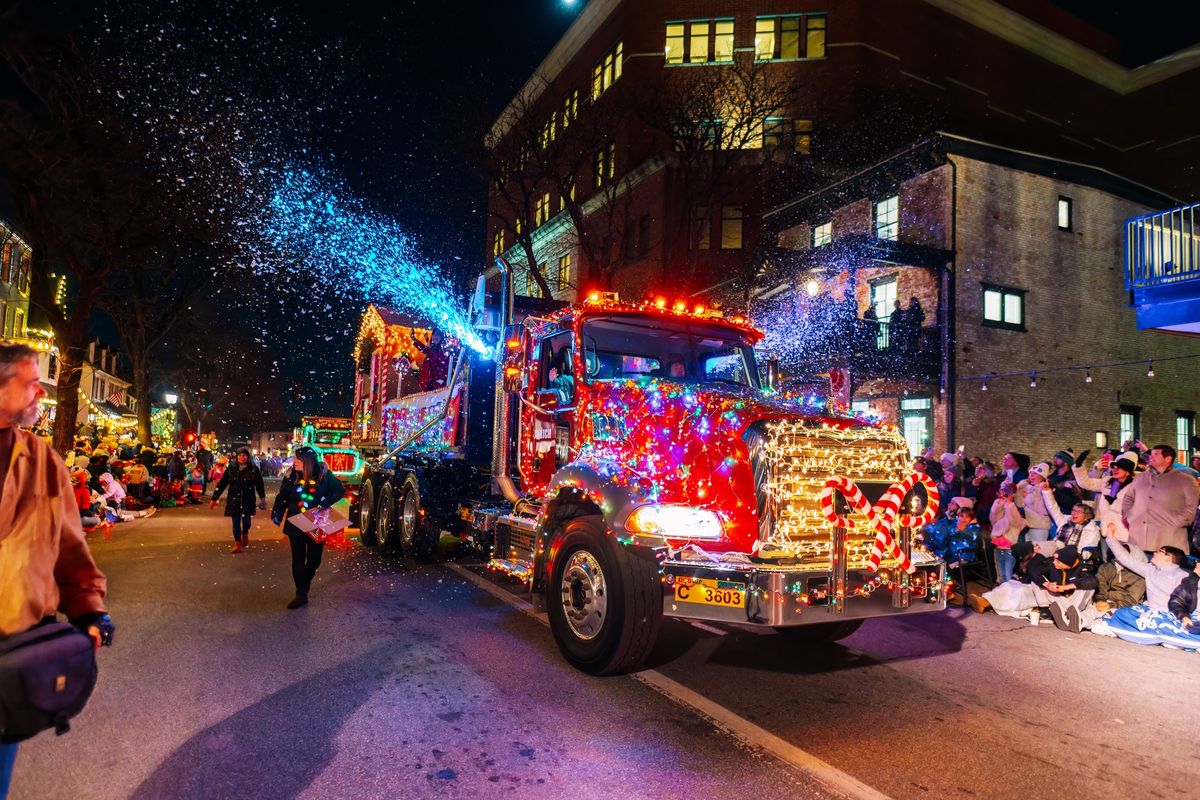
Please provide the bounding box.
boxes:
[86,454,109,492]
[194,443,214,494]
[210,447,266,553]
[139,446,157,470]
[272,446,344,609]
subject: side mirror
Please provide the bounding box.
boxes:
[765,356,780,391]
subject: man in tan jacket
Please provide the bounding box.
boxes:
[1121,444,1199,553]
[1,343,110,797]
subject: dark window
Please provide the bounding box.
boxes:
[637,214,651,254]
[982,284,1025,330]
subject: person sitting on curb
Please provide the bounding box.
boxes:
[1097,529,1189,644]
[976,541,1046,617]
[1029,545,1099,633]
[1092,559,1146,615]
[1159,559,1200,651]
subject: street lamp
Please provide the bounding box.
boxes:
[164,392,178,406]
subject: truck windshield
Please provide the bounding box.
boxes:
[581,314,759,389]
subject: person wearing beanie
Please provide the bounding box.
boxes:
[1030,544,1099,632]
[1002,452,1030,486]
[1071,452,1137,561]
[1047,449,1082,515]
[1016,463,1055,542]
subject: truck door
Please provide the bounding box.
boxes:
[519,331,576,496]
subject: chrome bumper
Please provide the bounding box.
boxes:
[661,556,947,627]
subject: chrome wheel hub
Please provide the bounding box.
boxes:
[559,550,607,640]
[401,490,418,549]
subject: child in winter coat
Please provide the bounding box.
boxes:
[988,483,1025,583]
[187,464,205,504]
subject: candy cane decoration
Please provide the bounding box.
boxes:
[818,473,940,573]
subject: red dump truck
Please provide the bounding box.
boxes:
[351,259,947,674]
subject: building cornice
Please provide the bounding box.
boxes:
[489,0,623,143]
[922,0,1200,94]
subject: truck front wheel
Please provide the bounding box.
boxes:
[376,485,398,554]
[357,480,378,547]
[546,516,663,676]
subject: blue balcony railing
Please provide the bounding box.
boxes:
[1126,201,1200,290]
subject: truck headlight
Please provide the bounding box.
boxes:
[626,505,724,540]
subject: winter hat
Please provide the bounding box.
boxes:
[997,482,1016,497]
[1006,452,1031,472]
[1112,456,1137,474]
[1054,450,1074,465]
[947,496,975,512]
[1054,545,1080,566]
[1012,541,1035,562]
[1030,462,1052,479]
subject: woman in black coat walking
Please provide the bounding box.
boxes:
[210,447,266,553]
[272,446,344,609]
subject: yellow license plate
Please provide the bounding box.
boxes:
[674,578,745,608]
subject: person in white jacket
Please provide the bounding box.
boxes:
[1072,452,1137,560]
[1016,463,1054,541]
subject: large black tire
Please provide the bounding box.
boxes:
[546,516,663,675]
[397,474,439,560]
[376,484,398,554]
[357,480,378,547]
[773,619,863,643]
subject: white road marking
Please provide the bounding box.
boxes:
[444,563,892,800]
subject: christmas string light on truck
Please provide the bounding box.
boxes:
[351,258,948,675]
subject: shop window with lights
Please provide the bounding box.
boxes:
[754,14,826,61]
[812,221,832,247]
[874,195,899,240]
[591,40,623,99]
[982,284,1025,330]
[1057,196,1072,231]
[720,205,743,250]
[665,19,734,65]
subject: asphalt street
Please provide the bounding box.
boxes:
[10,501,1200,800]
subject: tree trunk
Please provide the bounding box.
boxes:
[132,357,151,444]
[52,339,86,454]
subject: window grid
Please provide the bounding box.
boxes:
[1057,196,1072,231]
[534,192,552,227]
[754,14,827,61]
[812,221,832,247]
[1177,412,1195,461]
[594,144,615,188]
[1119,406,1140,446]
[874,196,899,240]
[492,230,505,257]
[720,205,743,250]
[556,254,571,293]
[665,19,734,65]
[982,284,1025,329]
[592,40,623,99]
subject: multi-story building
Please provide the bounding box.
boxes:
[0,220,32,340]
[763,134,1200,459]
[486,0,1200,305]
[486,0,1200,459]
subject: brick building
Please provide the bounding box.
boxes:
[486,0,1200,303]
[485,0,1200,459]
[764,135,1200,461]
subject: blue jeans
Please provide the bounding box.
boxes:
[0,742,17,800]
[994,548,1015,583]
[231,514,251,540]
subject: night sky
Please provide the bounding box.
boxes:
[15,0,1197,425]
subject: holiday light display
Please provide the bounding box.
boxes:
[818,472,940,572]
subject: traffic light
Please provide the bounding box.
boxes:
[183,430,197,445]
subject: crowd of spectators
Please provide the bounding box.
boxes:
[59,429,288,529]
[911,440,1200,651]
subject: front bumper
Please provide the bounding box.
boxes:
[661,555,947,627]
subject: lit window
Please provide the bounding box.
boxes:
[592,40,623,99]
[762,117,813,152]
[492,229,505,257]
[1120,406,1140,445]
[1177,412,1195,461]
[691,206,710,250]
[0,243,9,283]
[812,221,832,247]
[755,14,826,60]
[665,19,734,65]
[534,192,551,227]
[559,181,575,211]
[982,285,1025,329]
[562,90,578,129]
[874,196,899,240]
[794,119,812,154]
[13,308,23,336]
[525,270,542,298]
[720,205,743,250]
[556,254,571,292]
[594,144,615,188]
[1057,196,1072,231]
[851,400,872,415]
